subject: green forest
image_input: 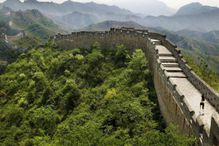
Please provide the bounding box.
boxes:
[0,44,195,146]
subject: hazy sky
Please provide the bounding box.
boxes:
[0,0,219,9]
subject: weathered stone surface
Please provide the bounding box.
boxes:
[162,63,179,67]
[159,56,177,63]
[162,67,182,72]
[155,45,172,56]
[165,72,186,78]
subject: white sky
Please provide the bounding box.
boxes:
[0,0,219,9]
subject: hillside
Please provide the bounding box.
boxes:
[0,43,194,145]
[0,40,21,73]
[2,1,219,32]
[1,0,138,30]
[11,9,60,39]
[1,0,175,17]
[0,8,58,73]
[0,21,19,35]
[0,7,61,39]
[2,0,219,32]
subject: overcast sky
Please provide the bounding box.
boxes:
[0,0,219,10]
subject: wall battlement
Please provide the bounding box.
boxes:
[54,27,219,146]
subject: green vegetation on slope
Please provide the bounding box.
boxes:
[12,35,42,50]
[0,8,57,73]
[184,54,219,92]
[0,40,20,62]
[0,45,194,145]
[11,9,60,39]
[0,11,57,74]
[0,40,21,73]
[0,7,61,40]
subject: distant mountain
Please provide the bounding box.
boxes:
[60,11,98,29]
[2,0,219,32]
[0,19,19,35]
[0,8,61,38]
[0,8,57,72]
[82,20,145,31]
[1,0,23,11]
[114,0,175,16]
[12,9,60,38]
[177,30,219,44]
[140,3,219,32]
[0,0,139,30]
[175,2,217,16]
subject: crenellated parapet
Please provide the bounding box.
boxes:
[150,34,219,113]
[54,27,219,145]
[146,34,219,146]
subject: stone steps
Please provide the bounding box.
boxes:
[162,63,179,67]
[165,72,186,78]
[159,53,173,57]
[165,67,183,72]
[159,56,177,63]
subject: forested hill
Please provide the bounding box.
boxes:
[0,8,61,73]
[0,40,21,73]
[0,7,61,39]
[0,44,194,145]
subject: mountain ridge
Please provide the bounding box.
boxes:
[142,4,219,32]
[0,0,137,30]
[0,7,61,39]
[2,0,219,32]
[175,2,218,16]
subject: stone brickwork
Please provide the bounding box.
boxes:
[54,27,219,146]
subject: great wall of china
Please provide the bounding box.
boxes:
[54,27,219,146]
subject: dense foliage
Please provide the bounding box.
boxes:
[0,35,44,74]
[0,45,194,145]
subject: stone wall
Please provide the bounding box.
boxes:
[146,38,215,145]
[148,33,219,114]
[55,29,219,113]
[54,27,219,145]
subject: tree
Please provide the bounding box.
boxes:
[28,106,59,135]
